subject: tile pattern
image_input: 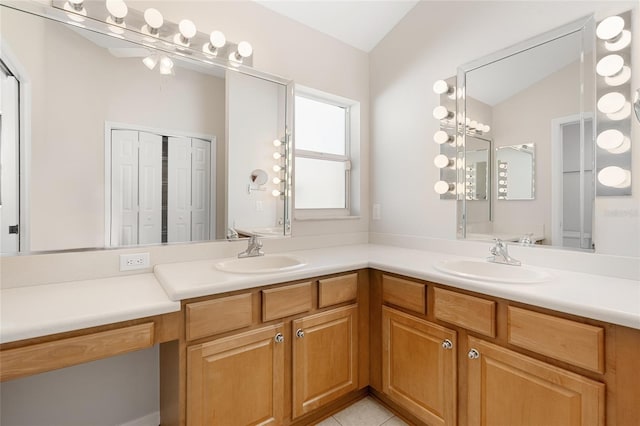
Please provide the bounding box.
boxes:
[315,397,409,426]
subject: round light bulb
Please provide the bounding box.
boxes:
[272,177,281,184]
[273,139,282,147]
[434,181,453,195]
[433,130,452,145]
[596,16,624,41]
[469,120,478,129]
[272,190,281,197]
[598,166,631,188]
[238,41,253,58]
[596,129,624,151]
[597,92,626,114]
[432,106,452,120]
[605,30,632,51]
[273,152,282,160]
[210,30,226,48]
[596,54,624,77]
[606,102,632,121]
[433,154,452,169]
[106,0,128,20]
[273,165,282,172]
[433,80,450,95]
[144,8,163,30]
[179,19,197,39]
[482,124,491,133]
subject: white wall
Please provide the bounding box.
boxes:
[370,0,639,257]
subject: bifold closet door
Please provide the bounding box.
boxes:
[168,136,192,242]
[137,132,162,245]
[111,130,140,246]
[190,138,211,241]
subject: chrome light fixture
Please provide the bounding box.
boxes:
[106,0,127,34]
[141,8,163,38]
[229,41,253,64]
[634,89,640,123]
[203,31,226,56]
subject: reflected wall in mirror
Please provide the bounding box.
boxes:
[495,143,535,200]
[0,4,291,254]
[458,16,595,249]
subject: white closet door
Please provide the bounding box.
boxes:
[0,73,19,253]
[168,136,191,242]
[138,132,162,245]
[111,130,139,246]
[191,138,210,241]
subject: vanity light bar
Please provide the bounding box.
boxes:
[433,77,458,199]
[53,0,253,68]
[595,12,633,194]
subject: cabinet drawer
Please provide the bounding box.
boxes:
[262,282,312,321]
[434,288,496,337]
[382,275,425,314]
[186,293,253,341]
[508,306,605,373]
[1,323,154,382]
[318,273,358,308]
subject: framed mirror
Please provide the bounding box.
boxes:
[457,16,595,250]
[0,2,293,254]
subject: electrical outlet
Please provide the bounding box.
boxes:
[120,253,150,271]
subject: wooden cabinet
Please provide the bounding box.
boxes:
[186,324,285,426]
[381,307,456,426]
[292,304,358,418]
[467,336,605,426]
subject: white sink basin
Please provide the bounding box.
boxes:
[433,260,550,284]
[215,255,306,274]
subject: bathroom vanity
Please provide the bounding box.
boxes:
[2,244,639,426]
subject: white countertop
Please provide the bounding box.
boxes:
[156,244,640,330]
[0,274,180,344]
[2,243,639,345]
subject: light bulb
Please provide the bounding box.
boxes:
[272,190,281,197]
[273,165,282,172]
[272,177,281,184]
[596,16,624,41]
[273,139,282,147]
[433,155,452,169]
[606,102,631,121]
[142,54,158,70]
[482,124,491,133]
[433,106,453,120]
[174,19,196,46]
[64,0,86,21]
[604,66,631,87]
[499,172,507,177]
[433,130,453,145]
[142,8,163,36]
[596,54,624,77]
[499,188,507,193]
[273,152,282,160]
[598,166,631,188]
[469,120,478,129]
[434,181,454,195]
[203,31,226,55]
[597,92,626,114]
[106,0,127,25]
[596,129,624,151]
[238,41,253,58]
[159,56,174,75]
[433,80,450,95]
[605,30,632,51]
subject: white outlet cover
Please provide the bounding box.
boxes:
[120,253,151,271]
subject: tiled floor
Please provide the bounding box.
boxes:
[315,397,409,426]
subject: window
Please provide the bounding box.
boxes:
[294,88,358,218]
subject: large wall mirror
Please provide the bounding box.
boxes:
[0,2,292,254]
[457,16,596,250]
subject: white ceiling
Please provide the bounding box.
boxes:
[253,0,420,52]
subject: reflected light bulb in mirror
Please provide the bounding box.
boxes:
[605,30,631,51]
[433,155,452,169]
[142,8,163,36]
[273,165,282,172]
[159,56,174,75]
[598,166,631,188]
[272,177,281,184]
[433,106,453,120]
[596,54,624,77]
[434,181,454,195]
[273,139,282,147]
[597,92,626,114]
[604,66,631,86]
[142,54,159,70]
[272,190,281,197]
[596,129,624,151]
[433,130,453,145]
[596,16,624,41]
[273,152,282,160]
[174,19,196,46]
[482,124,491,133]
[606,102,631,121]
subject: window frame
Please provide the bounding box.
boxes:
[294,90,354,218]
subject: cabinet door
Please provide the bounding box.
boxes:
[467,336,605,426]
[292,304,358,418]
[187,324,285,426]
[382,307,457,426]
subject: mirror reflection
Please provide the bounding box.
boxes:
[0,6,290,253]
[459,18,595,249]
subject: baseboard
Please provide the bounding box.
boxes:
[118,412,160,426]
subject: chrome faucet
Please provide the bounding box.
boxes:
[487,239,521,266]
[238,235,264,258]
